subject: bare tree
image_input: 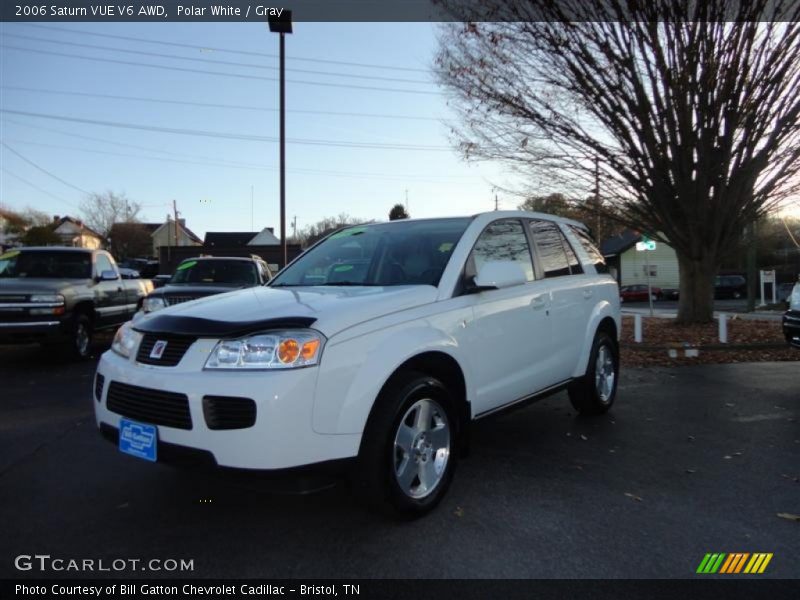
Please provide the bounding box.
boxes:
[79,191,141,237]
[436,0,800,322]
[297,214,371,248]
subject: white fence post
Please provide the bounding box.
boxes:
[634,314,642,343]
[718,313,728,344]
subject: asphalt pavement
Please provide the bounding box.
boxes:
[1,339,798,579]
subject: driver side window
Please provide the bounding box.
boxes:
[468,219,534,282]
[95,254,115,278]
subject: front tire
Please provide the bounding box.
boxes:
[68,314,93,360]
[354,371,458,517]
[568,330,619,415]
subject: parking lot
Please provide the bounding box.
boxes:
[1,338,798,579]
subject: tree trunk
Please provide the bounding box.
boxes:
[676,254,717,324]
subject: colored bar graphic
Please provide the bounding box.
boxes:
[701,552,773,574]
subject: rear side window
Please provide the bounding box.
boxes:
[569,225,608,273]
[470,219,534,282]
[529,220,575,278]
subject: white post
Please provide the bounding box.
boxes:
[759,270,765,307]
[771,272,777,304]
[718,313,728,344]
[634,314,642,343]
[645,250,654,317]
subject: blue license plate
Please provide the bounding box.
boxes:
[119,418,157,462]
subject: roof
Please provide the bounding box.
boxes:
[52,216,104,240]
[600,230,641,257]
[151,220,203,244]
[249,228,280,245]
[11,246,93,253]
[204,232,258,247]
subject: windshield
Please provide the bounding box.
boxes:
[170,259,258,285]
[270,218,471,287]
[0,250,92,279]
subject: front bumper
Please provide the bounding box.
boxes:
[783,310,800,348]
[93,348,362,470]
[0,319,66,343]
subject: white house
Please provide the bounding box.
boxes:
[52,216,104,249]
[601,230,680,288]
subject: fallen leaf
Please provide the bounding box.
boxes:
[723,455,733,460]
[733,451,743,456]
[580,434,588,441]
[685,469,697,474]
[624,492,643,502]
[454,506,464,517]
[725,403,735,407]
[116,502,129,509]
[777,513,800,522]
[687,435,695,442]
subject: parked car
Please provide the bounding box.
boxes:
[118,268,142,280]
[619,284,662,303]
[714,275,747,299]
[94,212,621,515]
[140,256,272,314]
[151,274,172,289]
[661,288,680,300]
[0,247,153,358]
[783,282,800,349]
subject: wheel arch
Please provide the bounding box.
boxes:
[571,302,620,378]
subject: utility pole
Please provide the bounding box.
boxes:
[173,200,179,247]
[251,185,254,231]
[494,193,499,211]
[594,155,601,239]
[292,215,297,241]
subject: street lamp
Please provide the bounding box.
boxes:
[268,10,292,268]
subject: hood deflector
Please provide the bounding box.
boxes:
[133,314,317,338]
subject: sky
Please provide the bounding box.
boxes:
[0,21,536,239]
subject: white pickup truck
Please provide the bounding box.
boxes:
[94,211,621,515]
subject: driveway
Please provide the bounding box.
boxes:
[0,343,797,579]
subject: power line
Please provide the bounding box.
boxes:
[1,109,453,151]
[1,142,90,195]
[2,32,437,86]
[19,23,434,74]
[1,45,439,95]
[2,137,478,184]
[1,86,446,122]
[0,167,79,208]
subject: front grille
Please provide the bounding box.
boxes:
[136,333,196,366]
[165,295,198,306]
[94,373,105,402]
[106,381,192,430]
[0,295,28,303]
[203,396,257,430]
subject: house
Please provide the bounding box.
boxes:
[204,227,280,248]
[51,216,104,249]
[601,230,680,288]
[150,217,202,256]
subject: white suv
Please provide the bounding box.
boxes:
[95,212,620,515]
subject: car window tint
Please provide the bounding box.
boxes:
[470,219,534,282]
[529,220,571,278]
[569,225,607,273]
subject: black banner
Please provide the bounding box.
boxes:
[3,579,799,600]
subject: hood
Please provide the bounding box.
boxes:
[151,283,250,298]
[133,285,439,338]
[0,278,90,294]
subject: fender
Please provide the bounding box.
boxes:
[571,300,620,378]
[312,322,470,434]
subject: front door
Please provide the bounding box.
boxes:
[462,219,556,416]
[93,253,127,327]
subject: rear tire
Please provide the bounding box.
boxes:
[353,371,458,517]
[568,330,619,415]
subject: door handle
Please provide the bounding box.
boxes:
[582,289,593,299]
[531,295,546,309]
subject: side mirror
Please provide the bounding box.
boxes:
[99,270,119,281]
[469,260,527,292]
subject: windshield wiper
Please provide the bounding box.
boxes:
[324,281,377,286]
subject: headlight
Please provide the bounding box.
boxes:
[30,294,64,304]
[204,330,325,370]
[112,321,143,358]
[142,296,167,313]
[791,284,800,310]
